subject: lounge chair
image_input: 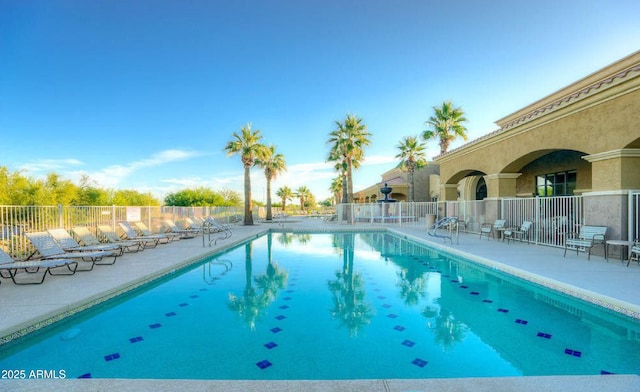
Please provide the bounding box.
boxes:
[176,217,203,234]
[563,225,607,260]
[118,222,168,247]
[47,228,124,256]
[479,219,506,240]
[203,217,232,239]
[97,224,151,250]
[132,221,179,242]
[25,231,120,269]
[73,226,143,253]
[163,219,198,239]
[0,248,77,285]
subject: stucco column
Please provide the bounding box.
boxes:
[582,149,640,191]
[440,184,459,201]
[483,173,522,199]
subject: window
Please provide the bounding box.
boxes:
[536,170,576,196]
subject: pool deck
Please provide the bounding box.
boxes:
[1,217,639,391]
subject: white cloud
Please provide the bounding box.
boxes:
[89,149,204,188]
[19,158,84,172]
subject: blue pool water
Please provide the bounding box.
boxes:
[1,232,639,379]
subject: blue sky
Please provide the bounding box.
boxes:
[1,1,639,204]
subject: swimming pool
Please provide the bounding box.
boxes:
[1,231,639,379]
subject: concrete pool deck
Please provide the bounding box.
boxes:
[1,217,639,391]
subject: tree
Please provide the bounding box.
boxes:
[224,123,268,225]
[164,187,225,206]
[256,144,286,221]
[76,174,110,205]
[111,189,159,206]
[329,176,343,206]
[276,186,294,213]
[395,136,427,202]
[328,152,348,206]
[295,185,311,213]
[327,114,371,204]
[423,100,468,155]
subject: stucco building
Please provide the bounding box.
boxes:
[435,50,640,240]
[353,164,441,203]
[351,50,640,241]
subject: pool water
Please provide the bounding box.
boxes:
[1,232,639,379]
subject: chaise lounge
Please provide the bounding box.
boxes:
[47,228,125,256]
[73,226,143,253]
[0,248,78,285]
[25,231,120,270]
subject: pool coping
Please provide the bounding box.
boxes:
[1,374,640,392]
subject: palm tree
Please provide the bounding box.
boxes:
[256,145,286,221]
[295,185,310,213]
[327,114,371,203]
[224,123,268,225]
[328,151,348,205]
[275,186,294,213]
[395,135,427,202]
[329,176,343,206]
[423,100,468,155]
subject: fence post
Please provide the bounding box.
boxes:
[533,196,540,245]
[57,204,63,228]
[628,190,633,243]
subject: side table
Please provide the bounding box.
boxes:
[605,240,632,264]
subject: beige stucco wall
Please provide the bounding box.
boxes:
[437,70,640,198]
[515,150,592,196]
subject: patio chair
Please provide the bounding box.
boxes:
[479,219,506,240]
[73,226,143,253]
[505,221,533,244]
[163,219,199,239]
[563,225,607,260]
[47,228,124,256]
[0,248,78,285]
[25,231,120,270]
[628,240,640,267]
[118,222,169,247]
[97,224,152,250]
[132,221,178,243]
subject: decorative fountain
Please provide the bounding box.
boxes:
[377,183,396,219]
[377,183,397,204]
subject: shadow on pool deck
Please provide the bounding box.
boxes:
[1,217,639,391]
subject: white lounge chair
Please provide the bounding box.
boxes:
[47,228,124,256]
[163,219,198,239]
[0,248,77,285]
[97,224,151,250]
[25,231,120,270]
[73,226,143,253]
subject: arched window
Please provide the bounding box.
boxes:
[476,178,487,200]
